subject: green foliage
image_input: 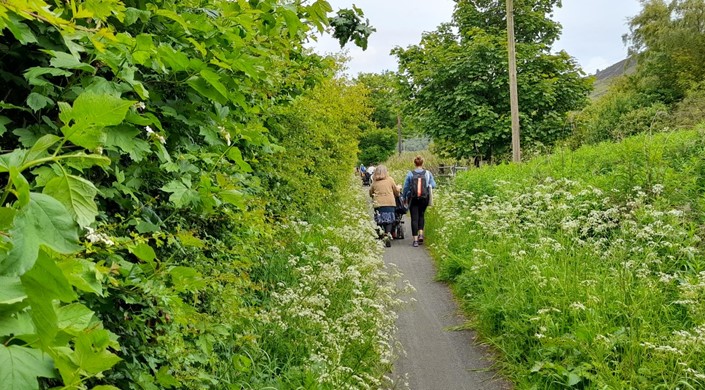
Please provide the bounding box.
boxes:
[626,0,705,104]
[0,0,395,389]
[575,0,705,147]
[262,77,370,217]
[358,128,397,166]
[329,6,376,51]
[427,129,705,388]
[570,85,668,146]
[393,1,591,159]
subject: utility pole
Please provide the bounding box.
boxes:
[506,0,521,162]
[397,114,403,155]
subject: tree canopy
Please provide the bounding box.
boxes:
[393,0,591,159]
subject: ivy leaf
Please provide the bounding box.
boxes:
[44,173,99,228]
[0,345,56,390]
[1,193,81,276]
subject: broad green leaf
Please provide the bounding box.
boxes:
[25,134,61,163]
[0,207,16,231]
[10,167,30,207]
[62,153,111,170]
[0,150,28,173]
[56,303,94,334]
[129,243,156,262]
[105,126,151,162]
[161,180,199,207]
[48,51,95,72]
[0,311,34,337]
[24,67,72,87]
[81,0,126,21]
[4,14,37,44]
[154,9,190,33]
[124,7,151,26]
[199,69,228,101]
[93,386,122,390]
[57,258,103,295]
[73,330,121,374]
[21,251,76,303]
[219,190,245,209]
[155,365,179,388]
[32,165,61,187]
[187,76,228,105]
[44,173,98,228]
[60,93,135,149]
[1,193,81,276]
[157,45,190,72]
[0,276,26,305]
[0,116,11,136]
[26,93,54,112]
[0,345,56,390]
[226,147,253,172]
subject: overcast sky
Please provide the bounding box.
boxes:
[309,0,643,76]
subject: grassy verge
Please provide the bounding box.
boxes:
[426,129,705,388]
[239,176,402,389]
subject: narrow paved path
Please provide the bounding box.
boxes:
[386,217,512,390]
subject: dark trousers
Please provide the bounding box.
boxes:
[409,197,429,237]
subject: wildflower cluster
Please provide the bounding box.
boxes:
[253,177,402,389]
[427,175,705,388]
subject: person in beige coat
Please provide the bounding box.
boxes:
[369,165,400,247]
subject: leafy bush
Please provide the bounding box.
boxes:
[427,129,705,388]
[358,128,397,166]
[0,1,398,389]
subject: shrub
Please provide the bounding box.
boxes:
[359,128,397,165]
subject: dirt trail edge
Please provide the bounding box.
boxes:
[386,218,512,390]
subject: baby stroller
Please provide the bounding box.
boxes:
[362,171,371,186]
[391,195,407,240]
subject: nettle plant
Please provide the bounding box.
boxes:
[0,0,341,388]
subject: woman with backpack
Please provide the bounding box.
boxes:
[369,165,400,247]
[402,155,437,247]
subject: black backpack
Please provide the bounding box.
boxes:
[410,170,429,199]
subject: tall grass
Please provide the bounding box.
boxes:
[235,176,403,389]
[426,129,705,388]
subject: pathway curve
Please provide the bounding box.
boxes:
[386,217,512,390]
